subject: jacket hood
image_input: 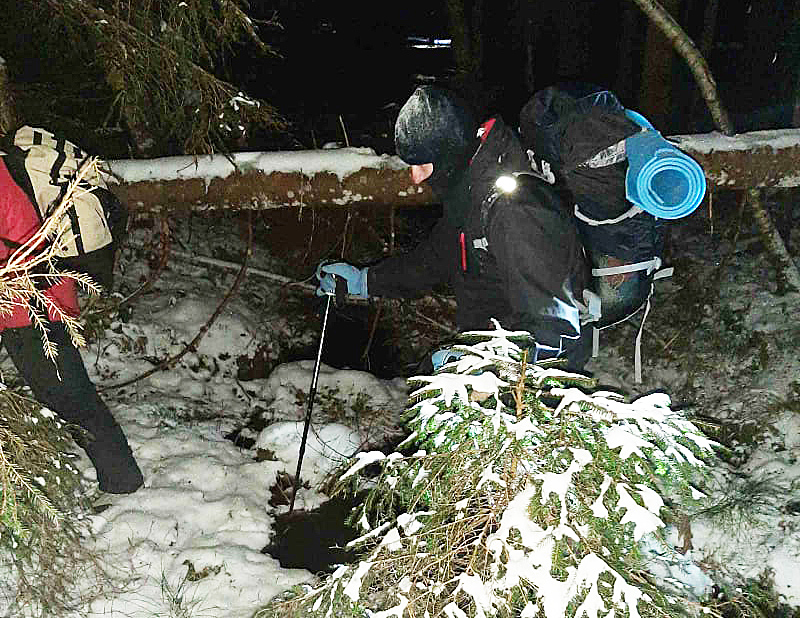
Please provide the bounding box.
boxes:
[394,86,480,200]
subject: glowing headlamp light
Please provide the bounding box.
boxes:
[495,175,517,193]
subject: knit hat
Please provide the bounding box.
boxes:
[394,86,480,199]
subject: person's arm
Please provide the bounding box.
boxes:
[488,197,583,353]
[367,217,457,299]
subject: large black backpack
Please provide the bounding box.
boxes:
[519,85,672,327]
[1,126,128,290]
[519,85,679,381]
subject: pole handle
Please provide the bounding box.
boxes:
[334,274,347,306]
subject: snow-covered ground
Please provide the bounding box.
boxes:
[46,213,411,617]
[584,199,800,606]
[2,182,799,616]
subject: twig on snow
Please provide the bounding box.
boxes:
[119,215,172,308]
[101,212,254,391]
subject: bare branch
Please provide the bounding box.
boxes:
[628,0,734,135]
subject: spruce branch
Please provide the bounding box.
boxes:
[263,324,719,618]
[0,441,62,531]
[0,388,109,616]
[38,0,285,154]
[0,158,104,360]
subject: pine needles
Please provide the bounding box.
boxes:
[0,158,110,616]
[255,321,721,618]
[38,0,285,154]
[0,157,103,362]
[0,387,107,617]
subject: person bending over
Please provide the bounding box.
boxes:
[317,85,591,371]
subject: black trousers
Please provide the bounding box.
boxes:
[2,323,143,493]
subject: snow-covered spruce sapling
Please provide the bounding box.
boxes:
[260,322,718,618]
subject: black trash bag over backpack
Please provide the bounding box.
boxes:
[519,84,667,328]
[1,126,128,291]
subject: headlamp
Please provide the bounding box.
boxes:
[495,175,517,193]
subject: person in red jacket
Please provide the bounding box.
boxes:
[0,156,143,494]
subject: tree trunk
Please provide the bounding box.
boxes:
[683,0,718,126]
[630,0,794,292]
[106,129,800,213]
[508,0,535,102]
[0,56,17,135]
[444,0,484,107]
[791,3,800,128]
[553,0,591,85]
[698,0,718,59]
[106,150,435,213]
[748,188,800,294]
[636,0,681,129]
[629,0,733,135]
[519,3,536,95]
[615,2,643,104]
[671,129,800,191]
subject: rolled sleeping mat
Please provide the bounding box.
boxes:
[624,109,706,219]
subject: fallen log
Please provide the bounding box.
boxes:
[107,147,433,213]
[672,129,800,190]
[105,129,800,213]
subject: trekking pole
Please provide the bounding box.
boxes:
[289,274,346,513]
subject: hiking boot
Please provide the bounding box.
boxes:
[83,420,144,494]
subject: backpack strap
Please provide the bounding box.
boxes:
[574,203,643,226]
[584,263,673,384]
[632,296,652,383]
[592,257,663,277]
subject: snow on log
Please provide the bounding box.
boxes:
[673,129,800,190]
[106,147,433,212]
[106,130,800,213]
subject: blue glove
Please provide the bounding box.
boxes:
[431,348,465,371]
[316,262,369,299]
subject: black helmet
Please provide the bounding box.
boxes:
[394,86,479,198]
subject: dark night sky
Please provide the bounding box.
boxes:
[261,0,798,134]
[2,0,795,144]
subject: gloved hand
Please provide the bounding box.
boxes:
[431,347,465,371]
[316,261,369,299]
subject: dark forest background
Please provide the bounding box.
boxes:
[0,0,798,158]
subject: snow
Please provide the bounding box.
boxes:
[103,130,800,190]
[0,205,411,615]
[1,144,799,616]
[73,356,402,617]
[535,447,592,527]
[486,484,646,618]
[106,147,408,185]
[615,484,664,542]
[671,129,800,187]
[672,128,800,154]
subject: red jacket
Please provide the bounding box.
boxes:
[0,158,79,331]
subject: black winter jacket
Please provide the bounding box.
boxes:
[369,118,590,366]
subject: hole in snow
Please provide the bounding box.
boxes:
[262,493,363,573]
